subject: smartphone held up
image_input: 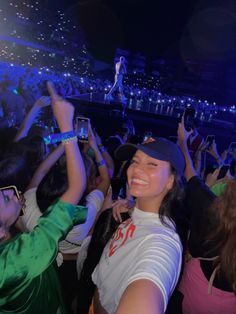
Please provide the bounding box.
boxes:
[205,135,215,149]
[76,116,89,142]
[228,142,236,153]
[183,107,196,131]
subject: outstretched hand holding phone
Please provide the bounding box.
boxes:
[183,107,195,131]
[177,115,193,145]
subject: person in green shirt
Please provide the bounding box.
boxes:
[0,82,87,314]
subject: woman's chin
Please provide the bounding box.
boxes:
[129,188,148,198]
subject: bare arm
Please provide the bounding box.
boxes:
[177,116,198,181]
[193,141,208,174]
[100,149,114,177]
[100,186,113,212]
[206,140,223,166]
[26,144,64,191]
[14,96,51,142]
[95,131,114,177]
[116,280,164,314]
[88,126,110,197]
[47,82,86,205]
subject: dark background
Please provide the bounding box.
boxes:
[9,0,236,105]
[46,0,236,64]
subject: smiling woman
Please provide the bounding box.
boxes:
[128,151,174,210]
[92,137,186,314]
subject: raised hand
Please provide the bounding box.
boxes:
[94,129,103,147]
[230,151,236,160]
[47,81,74,132]
[88,123,98,151]
[206,140,219,157]
[177,115,193,144]
[112,198,134,223]
[205,168,220,187]
[34,96,51,108]
[47,81,86,205]
[197,140,209,152]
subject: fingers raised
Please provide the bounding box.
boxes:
[47,81,60,101]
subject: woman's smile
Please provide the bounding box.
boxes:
[130,177,148,186]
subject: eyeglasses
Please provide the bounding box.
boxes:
[0,185,21,199]
[0,185,26,215]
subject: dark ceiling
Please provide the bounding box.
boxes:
[58,0,236,63]
[63,0,197,60]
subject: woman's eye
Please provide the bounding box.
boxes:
[147,163,158,167]
[130,159,138,164]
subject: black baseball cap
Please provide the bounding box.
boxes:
[115,137,185,175]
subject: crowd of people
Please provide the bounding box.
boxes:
[0,60,236,313]
[0,61,223,131]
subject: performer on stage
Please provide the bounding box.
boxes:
[106,56,127,102]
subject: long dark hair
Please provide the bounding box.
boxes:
[36,153,96,212]
[36,162,68,212]
[0,155,31,192]
[12,135,46,176]
[206,179,236,294]
[159,166,187,245]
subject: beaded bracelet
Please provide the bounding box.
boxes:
[96,159,106,167]
[62,136,78,145]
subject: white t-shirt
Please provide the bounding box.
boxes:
[59,189,104,254]
[20,188,42,231]
[22,188,104,254]
[92,207,182,314]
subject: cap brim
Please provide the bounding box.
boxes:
[115,143,138,161]
[115,143,168,162]
[137,145,169,162]
[115,139,185,175]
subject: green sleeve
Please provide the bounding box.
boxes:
[0,199,87,291]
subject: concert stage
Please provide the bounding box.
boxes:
[67,92,235,152]
[68,92,191,119]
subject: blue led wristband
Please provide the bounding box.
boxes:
[43,131,76,145]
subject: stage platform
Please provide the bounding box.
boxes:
[68,92,194,119]
[66,92,235,152]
